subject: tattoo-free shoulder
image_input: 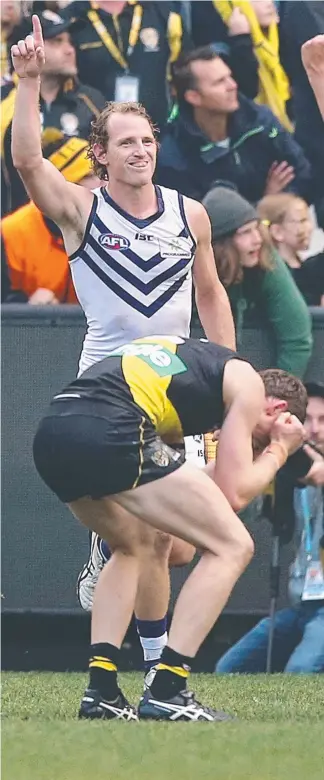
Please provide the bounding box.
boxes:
[182,196,211,241]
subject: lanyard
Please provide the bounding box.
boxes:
[300,488,313,558]
[88,4,143,71]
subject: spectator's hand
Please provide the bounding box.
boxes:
[11,14,45,79]
[228,8,251,36]
[28,288,59,305]
[271,412,306,457]
[301,35,324,79]
[302,444,324,486]
[264,161,295,195]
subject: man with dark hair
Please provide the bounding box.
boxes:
[33,335,306,719]
[156,45,313,204]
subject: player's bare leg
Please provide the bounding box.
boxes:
[70,461,253,721]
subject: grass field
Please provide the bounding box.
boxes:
[2,672,324,780]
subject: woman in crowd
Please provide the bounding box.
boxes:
[202,185,313,378]
[258,193,324,306]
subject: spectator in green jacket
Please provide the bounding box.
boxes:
[202,185,313,378]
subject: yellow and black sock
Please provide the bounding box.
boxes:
[89,642,120,701]
[150,646,192,700]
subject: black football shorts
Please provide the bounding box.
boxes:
[33,398,184,503]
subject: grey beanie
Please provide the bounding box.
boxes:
[202,186,258,241]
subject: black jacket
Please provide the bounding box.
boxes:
[156,94,313,203]
[63,1,191,132]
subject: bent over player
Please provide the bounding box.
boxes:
[33,337,306,721]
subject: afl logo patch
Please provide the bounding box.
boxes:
[99,234,130,251]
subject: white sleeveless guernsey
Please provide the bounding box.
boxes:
[69,185,197,375]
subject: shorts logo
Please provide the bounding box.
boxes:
[151,446,170,468]
[99,234,130,251]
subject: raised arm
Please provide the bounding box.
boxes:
[301,35,324,121]
[11,15,91,232]
[185,199,236,350]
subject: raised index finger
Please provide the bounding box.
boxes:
[32,14,44,48]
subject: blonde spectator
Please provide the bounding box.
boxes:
[214,0,293,130]
[258,193,324,306]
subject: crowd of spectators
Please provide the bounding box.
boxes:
[1,0,323,331]
[1,0,323,674]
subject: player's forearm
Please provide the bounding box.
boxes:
[12,78,43,171]
[196,287,236,350]
[215,448,287,512]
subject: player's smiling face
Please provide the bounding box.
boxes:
[104,113,157,186]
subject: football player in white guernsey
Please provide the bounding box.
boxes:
[11,15,236,688]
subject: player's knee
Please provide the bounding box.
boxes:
[210,525,254,571]
[230,528,254,570]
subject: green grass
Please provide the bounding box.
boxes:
[2,672,324,780]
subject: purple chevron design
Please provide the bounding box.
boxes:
[87,233,191,294]
[79,249,188,318]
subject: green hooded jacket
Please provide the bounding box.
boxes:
[227,250,313,379]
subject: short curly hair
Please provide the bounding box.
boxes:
[260,369,308,422]
[87,101,159,181]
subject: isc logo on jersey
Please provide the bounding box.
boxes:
[99,234,130,251]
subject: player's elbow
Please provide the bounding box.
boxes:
[12,151,43,174]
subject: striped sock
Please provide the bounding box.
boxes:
[89,642,120,701]
[150,646,192,700]
[135,616,168,672]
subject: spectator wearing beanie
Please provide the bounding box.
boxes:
[1,135,101,305]
[202,185,312,378]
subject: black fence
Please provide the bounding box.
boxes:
[2,306,324,617]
